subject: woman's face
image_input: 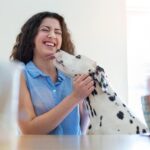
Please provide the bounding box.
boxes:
[34,17,62,60]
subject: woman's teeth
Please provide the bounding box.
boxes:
[45,42,55,47]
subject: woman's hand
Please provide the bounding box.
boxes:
[71,74,94,102]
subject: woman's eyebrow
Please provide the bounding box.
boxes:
[40,25,62,31]
[55,28,62,31]
[40,25,50,29]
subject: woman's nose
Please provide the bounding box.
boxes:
[48,31,56,38]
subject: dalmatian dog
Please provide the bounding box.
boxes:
[53,49,149,134]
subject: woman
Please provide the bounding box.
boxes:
[10,11,94,135]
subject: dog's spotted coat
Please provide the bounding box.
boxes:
[53,49,149,134]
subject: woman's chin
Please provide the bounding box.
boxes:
[46,54,55,60]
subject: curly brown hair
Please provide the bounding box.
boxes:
[10,11,75,64]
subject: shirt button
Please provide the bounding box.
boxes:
[52,89,56,93]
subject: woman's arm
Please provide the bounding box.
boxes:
[18,74,94,134]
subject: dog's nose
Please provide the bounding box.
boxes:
[75,55,81,59]
[56,49,60,53]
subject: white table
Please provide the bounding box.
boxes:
[0,134,150,150]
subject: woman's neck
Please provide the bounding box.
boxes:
[33,57,57,82]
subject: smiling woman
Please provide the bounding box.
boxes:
[34,17,62,60]
[10,11,75,64]
[9,11,94,135]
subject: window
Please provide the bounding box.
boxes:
[127,0,150,122]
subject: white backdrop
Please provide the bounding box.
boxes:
[0,0,127,101]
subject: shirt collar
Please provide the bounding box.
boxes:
[26,61,66,81]
[57,69,66,81]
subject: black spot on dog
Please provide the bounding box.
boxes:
[100,122,102,127]
[129,119,133,124]
[89,72,95,80]
[91,111,94,117]
[88,69,92,73]
[103,83,108,88]
[100,116,103,127]
[86,97,97,117]
[92,89,98,96]
[85,103,89,110]
[96,66,104,72]
[93,109,97,116]
[142,129,147,133]
[88,124,92,130]
[93,81,96,87]
[75,55,81,59]
[122,104,126,107]
[117,111,124,120]
[86,97,90,103]
[96,66,104,75]
[86,97,93,115]
[142,129,146,133]
[98,82,102,88]
[109,95,116,101]
[101,75,105,82]
[136,126,140,134]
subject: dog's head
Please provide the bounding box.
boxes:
[53,49,96,77]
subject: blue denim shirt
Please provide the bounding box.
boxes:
[24,61,81,135]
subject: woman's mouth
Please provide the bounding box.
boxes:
[44,41,56,47]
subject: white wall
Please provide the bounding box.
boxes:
[0,0,127,101]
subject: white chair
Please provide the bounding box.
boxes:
[0,61,23,136]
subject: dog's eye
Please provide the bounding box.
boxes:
[59,60,63,64]
[75,55,81,59]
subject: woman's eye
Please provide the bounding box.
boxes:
[55,31,62,35]
[40,28,49,32]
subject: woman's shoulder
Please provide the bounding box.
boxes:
[24,61,43,78]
